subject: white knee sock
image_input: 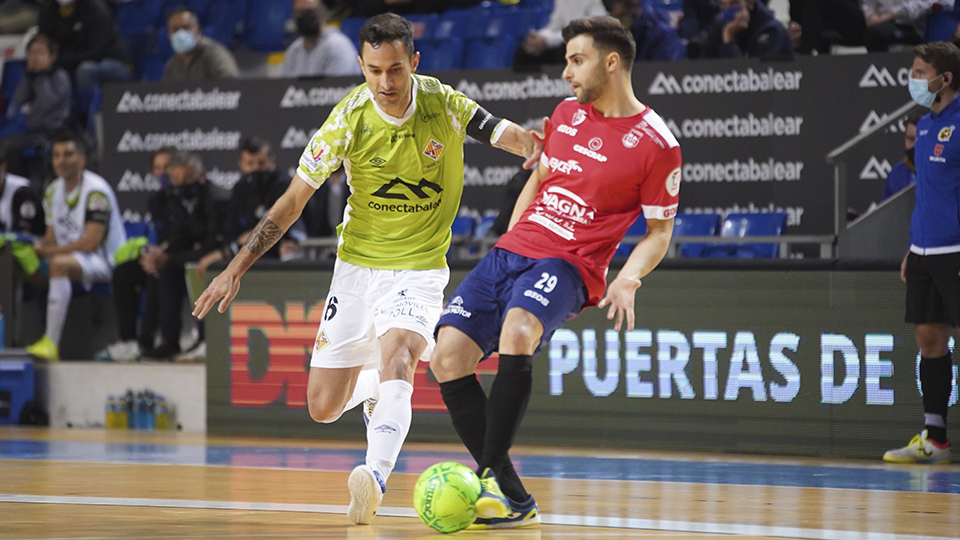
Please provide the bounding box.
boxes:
[365,379,413,484]
[343,368,381,413]
[46,277,72,345]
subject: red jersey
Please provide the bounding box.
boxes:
[495,98,682,306]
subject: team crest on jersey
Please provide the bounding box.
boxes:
[940,126,955,142]
[666,167,681,197]
[423,139,444,160]
[572,109,587,126]
[622,132,640,148]
[315,330,330,353]
[19,200,36,219]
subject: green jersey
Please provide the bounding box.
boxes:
[297,74,482,271]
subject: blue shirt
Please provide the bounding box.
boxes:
[912,96,960,254]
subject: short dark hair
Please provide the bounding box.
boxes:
[240,135,273,157]
[169,150,204,175]
[562,17,636,68]
[168,7,199,26]
[914,42,960,91]
[27,33,57,56]
[51,130,86,157]
[358,13,414,58]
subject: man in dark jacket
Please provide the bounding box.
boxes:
[37,0,131,91]
[2,33,71,179]
[703,0,793,59]
[139,150,222,360]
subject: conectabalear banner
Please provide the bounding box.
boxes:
[100,52,914,243]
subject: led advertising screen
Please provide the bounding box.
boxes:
[205,263,952,459]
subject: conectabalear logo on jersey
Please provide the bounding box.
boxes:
[368,177,443,213]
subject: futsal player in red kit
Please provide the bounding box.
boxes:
[429,16,682,529]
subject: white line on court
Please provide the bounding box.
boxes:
[0,493,953,540]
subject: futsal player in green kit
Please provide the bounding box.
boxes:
[193,13,544,525]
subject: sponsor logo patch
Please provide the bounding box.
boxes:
[314,330,330,353]
[666,168,681,197]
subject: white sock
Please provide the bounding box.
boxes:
[365,379,413,484]
[343,368,381,412]
[46,277,72,345]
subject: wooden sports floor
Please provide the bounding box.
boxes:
[1,428,958,540]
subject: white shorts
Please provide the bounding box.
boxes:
[72,251,112,287]
[309,259,449,370]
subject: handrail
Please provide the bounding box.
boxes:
[827,100,920,162]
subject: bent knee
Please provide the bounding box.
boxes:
[307,398,344,424]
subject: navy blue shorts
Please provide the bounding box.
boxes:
[437,248,587,358]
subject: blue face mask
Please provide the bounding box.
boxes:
[909,74,943,108]
[170,29,197,54]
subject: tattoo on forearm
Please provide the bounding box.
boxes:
[245,217,283,256]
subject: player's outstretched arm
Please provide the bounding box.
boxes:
[507,163,545,231]
[193,178,315,319]
[598,217,674,332]
[493,117,549,169]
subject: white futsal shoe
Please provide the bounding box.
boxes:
[347,464,385,524]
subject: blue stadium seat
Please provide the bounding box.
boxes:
[204,0,247,47]
[162,0,211,26]
[614,215,647,258]
[115,0,164,35]
[405,13,438,41]
[451,215,476,237]
[673,213,719,258]
[243,0,294,53]
[139,32,173,81]
[339,17,365,50]
[0,60,27,137]
[923,11,960,43]
[518,0,553,11]
[474,214,497,239]
[71,88,102,137]
[416,36,464,72]
[464,35,518,69]
[483,6,540,38]
[434,7,489,41]
[705,212,787,258]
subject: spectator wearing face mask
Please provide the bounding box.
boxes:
[162,7,239,82]
[284,0,361,78]
[196,136,304,280]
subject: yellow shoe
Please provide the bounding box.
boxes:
[475,468,511,519]
[27,335,59,362]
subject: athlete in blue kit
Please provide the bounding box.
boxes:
[885,42,960,464]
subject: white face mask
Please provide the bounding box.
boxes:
[55,0,74,6]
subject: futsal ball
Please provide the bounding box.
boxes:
[413,461,481,533]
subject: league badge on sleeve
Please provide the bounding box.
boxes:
[666,168,681,197]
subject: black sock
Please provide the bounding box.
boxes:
[438,371,528,502]
[921,353,953,444]
[480,354,532,502]
[438,374,487,465]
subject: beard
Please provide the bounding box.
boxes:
[574,65,607,104]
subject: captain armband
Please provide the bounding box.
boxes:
[466,106,511,146]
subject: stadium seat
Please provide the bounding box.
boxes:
[673,213,720,258]
[923,11,960,43]
[2,59,26,102]
[451,215,476,237]
[204,0,247,47]
[339,17,365,50]
[614,215,647,258]
[704,212,787,259]
[448,215,476,259]
[474,215,497,239]
[405,13,438,41]
[162,0,211,26]
[464,35,518,69]
[517,0,552,11]
[434,7,489,41]
[0,60,27,137]
[483,6,541,39]
[115,0,164,36]
[416,36,464,72]
[139,32,173,81]
[243,0,294,53]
